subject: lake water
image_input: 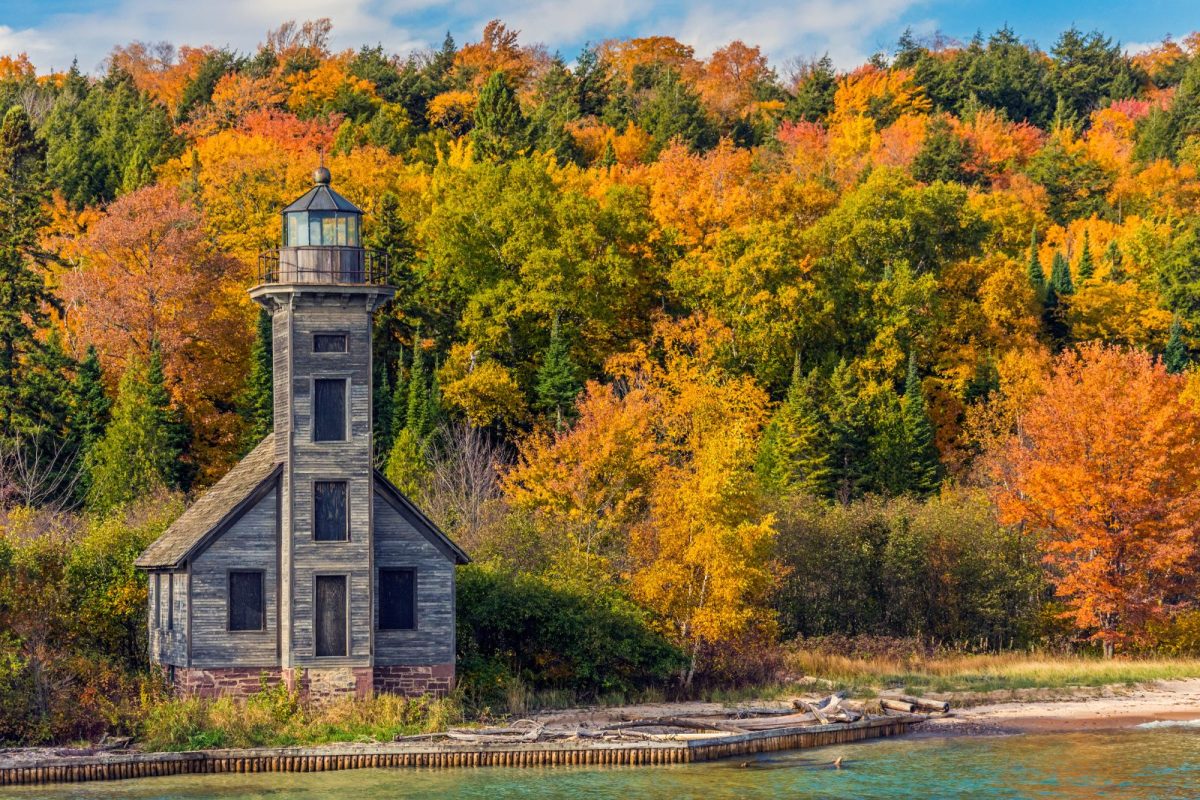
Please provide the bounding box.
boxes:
[6,727,1200,800]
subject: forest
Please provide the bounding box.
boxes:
[3,18,1200,742]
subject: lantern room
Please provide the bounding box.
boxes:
[258,167,387,286]
[281,166,362,247]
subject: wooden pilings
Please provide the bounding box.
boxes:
[0,716,917,787]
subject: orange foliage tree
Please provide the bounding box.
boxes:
[507,315,778,684]
[61,184,248,479]
[990,344,1200,654]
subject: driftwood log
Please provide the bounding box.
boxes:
[880,698,917,714]
[899,695,951,714]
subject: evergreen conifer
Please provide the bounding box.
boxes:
[86,353,182,513]
[756,363,830,498]
[535,317,581,429]
[1165,318,1191,374]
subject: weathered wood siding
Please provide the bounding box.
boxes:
[190,486,279,667]
[148,569,188,667]
[279,295,375,668]
[373,491,456,665]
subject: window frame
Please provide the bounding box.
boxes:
[313,573,351,658]
[311,377,349,442]
[377,568,418,632]
[227,570,266,633]
[151,573,160,629]
[167,572,174,631]
[312,479,350,542]
[312,333,348,354]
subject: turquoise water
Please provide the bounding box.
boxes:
[5,728,1200,799]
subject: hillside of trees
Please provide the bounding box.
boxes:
[4,18,1200,740]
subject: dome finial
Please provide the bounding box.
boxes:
[314,165,331,186]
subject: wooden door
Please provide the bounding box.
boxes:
[314,575,347,657]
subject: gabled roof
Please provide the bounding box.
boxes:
[135,435,280,570]
[281,184,362,214]
[374,469,471,565]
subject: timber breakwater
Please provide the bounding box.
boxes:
[0,714,923,787]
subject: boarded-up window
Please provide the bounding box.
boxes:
[379,569,416,630]
[167,573,174,631]
[315,576,348,656]
[229,571,265,631]
[313,379,346,441]
[314,481,348,541]
[313,334,347,353]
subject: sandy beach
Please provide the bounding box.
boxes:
[918,678,1200,736]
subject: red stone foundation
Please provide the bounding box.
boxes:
[173,667,283,699]
[173,664,454,700]
[373,664,455,697]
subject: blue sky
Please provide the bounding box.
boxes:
[0,0,1196,73]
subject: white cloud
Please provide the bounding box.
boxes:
[0,0,926,73]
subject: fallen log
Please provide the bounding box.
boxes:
[899,695,950,714]
[880,699,916,714]
[601,717,749,734]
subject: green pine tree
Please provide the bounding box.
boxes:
[598,138,617,169]
[86,353,183,514]
[1105,239,1126,282]
[1049,251,1074,296]
[69,345,111,502]
[756,364,830,498]
[147,343,193,491]
[535,317,581,429]
[1165,318,1191,374]
[405,330,437,440]
[1027,228,1045,294]
[472,71,527,160]
[0,106,58,442]
[239,308,273,451]
[911,116,976,185]
[384,427,429,498]
[867,391,910,496]
[901,353,940,497]
[1076,230,1095,282]
[373,358,394,464]
[824,361,871,504]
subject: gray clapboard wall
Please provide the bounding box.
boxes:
[148,569,188,666]
[373,491,456,665]
[189,486,279,666]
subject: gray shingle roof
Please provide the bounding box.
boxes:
[281,184,361,214]
[135,435,280,569]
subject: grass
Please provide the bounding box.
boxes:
[139,680,465,751]
[783,649,1200,696]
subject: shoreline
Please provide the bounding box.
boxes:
[916,678,1200,737]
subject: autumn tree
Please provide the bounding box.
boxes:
[991,344,1200,655]
[63,183,246,480]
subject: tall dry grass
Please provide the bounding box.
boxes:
[784,647,1200,695]
[139,680,464,751]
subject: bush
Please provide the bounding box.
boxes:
[774,489,1044,649]
[456,563,685,710]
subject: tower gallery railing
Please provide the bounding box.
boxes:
[257,247,390,285]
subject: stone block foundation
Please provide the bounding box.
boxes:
[171,664,454,701]
[373,664,455,697]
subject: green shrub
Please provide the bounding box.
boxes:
[456,563,685,710]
